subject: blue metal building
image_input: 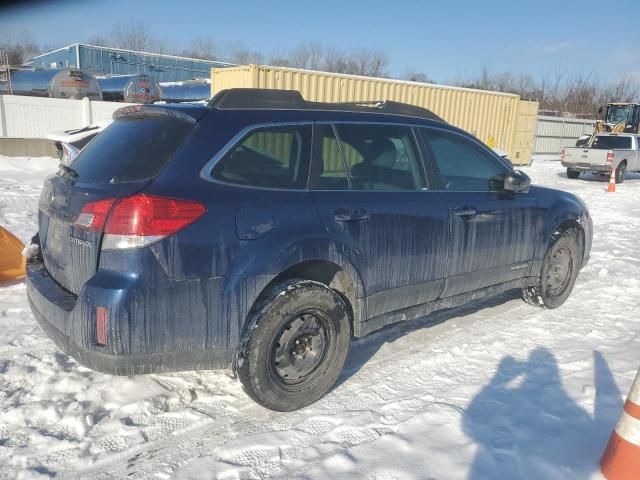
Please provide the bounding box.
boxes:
[28,43,234,83]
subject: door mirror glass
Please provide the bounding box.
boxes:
[504,170,531,193]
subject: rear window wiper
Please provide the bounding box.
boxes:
[58,163,79,178]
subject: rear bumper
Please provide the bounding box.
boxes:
[562,161,610,172]
[26,260,235,375]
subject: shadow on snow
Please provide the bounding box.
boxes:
[463,348,622,479]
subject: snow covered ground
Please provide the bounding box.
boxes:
[1,155,639,479]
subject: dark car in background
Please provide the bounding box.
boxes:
[26,89,592,411]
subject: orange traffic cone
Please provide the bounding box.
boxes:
[608,166,616,193]
[601,369,640,479]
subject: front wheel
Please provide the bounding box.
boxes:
[237,279,351,411]
[566,168,580,179]
[523,229,583,309]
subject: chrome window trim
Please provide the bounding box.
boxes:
[199,119,512,193]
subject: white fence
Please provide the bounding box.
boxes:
[533,115,596,155]
[0,94,132,138]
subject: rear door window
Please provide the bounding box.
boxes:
[212,125,312,189]
[591,136,632,150]
[70,117,193,183]
[310,124,425,191]
[336,124,425,191]
[419,128,508,191]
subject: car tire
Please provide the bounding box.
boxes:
[237,279,351,411]
[522,228,583,309]
[616,162,626,184]
[566,169,580,179]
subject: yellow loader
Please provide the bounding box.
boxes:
[577,103,640,146]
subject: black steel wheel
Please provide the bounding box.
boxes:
[237,279,351,411]
[544,245,574,298]
[523,228,583,309]
[270,310,332,385]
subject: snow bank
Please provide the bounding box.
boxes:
[1,156,639,479]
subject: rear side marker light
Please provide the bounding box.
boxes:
[74,194,206,250]
[560,148,565,160]
[607,150,615,163]
[96,306,108,347]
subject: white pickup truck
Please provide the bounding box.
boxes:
[561,133,640,183]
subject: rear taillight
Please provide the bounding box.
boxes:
[560,149,565,160]
[75,194,206,250]
[75,198,116,230]
[607,150,615,163]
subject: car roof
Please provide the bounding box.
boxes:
[206,88,448,124]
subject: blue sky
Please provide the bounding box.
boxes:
[2,0,639,83]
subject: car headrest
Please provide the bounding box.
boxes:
[368,138,397,168]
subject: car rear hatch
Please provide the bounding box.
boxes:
[38,105,204,295]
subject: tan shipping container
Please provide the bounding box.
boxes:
[510,99,539,166]
[211,64,537,164]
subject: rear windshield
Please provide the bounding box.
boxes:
[69,117,192,183]
[591,136,632,150]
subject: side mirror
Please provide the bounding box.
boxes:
[504,170,531,194]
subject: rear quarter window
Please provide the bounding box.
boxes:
[211,125,312,189]
[69,117,193,183]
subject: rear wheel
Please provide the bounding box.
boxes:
[566,169,580,179]
[616,162,626,184]
[237,279,351,411]
[523,229,582,309]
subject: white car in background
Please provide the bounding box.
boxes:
[46,121,111,165]
[561,133,639,183]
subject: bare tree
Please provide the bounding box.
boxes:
[183,35,218,60]
[230,48,264,65]
[112,19,158,52]
[0,28,40,65]
[402,69,434,84]
[456,67,640,117]
[268,48,293,68]
[284,42,327,70]
[350,48,389,77]
[601,75,639,104]
[87,35,110,47]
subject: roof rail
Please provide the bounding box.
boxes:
[208,88,445,122]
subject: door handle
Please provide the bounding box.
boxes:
[333,209,369,222]
[452,207,478,217]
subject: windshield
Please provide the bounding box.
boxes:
[591,136,632,150]
[69,117,193,183]
[606,105,633,125]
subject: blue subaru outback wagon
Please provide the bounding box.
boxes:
[26,89,592,411]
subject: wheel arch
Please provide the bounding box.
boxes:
[228,240,367,369]
[232,258,364,373]
[266,259,359,324]
[546,217,586,264]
